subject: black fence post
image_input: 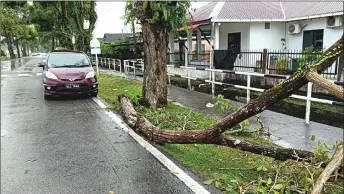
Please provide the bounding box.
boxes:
[262,49,268,74]
[261,49,268,87]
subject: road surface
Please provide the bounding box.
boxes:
[1,57,213,194]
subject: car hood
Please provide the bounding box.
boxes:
[48,67,93,79]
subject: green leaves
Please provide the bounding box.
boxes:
[273,184,284,190]
[124,0,190,33]
[203,179,213,185]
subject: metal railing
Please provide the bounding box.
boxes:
[267,50,339,79]
[92,55,343,124]
[168,65,343,124]
[213,50,263,72]
[123,59,144,77]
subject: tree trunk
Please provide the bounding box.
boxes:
[141,22,168,108]
[131,20,137,58]
[119,35,344,154]
[51,37,55,50]
[5,36,15,59]
[22,45,27,56]
[14,38,20,58]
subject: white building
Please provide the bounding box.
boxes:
[170,1,343,79]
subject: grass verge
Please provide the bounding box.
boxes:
[98,73,343,193]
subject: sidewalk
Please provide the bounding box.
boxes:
[99,68,343,151]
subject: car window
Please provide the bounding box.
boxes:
[47,53,90,68]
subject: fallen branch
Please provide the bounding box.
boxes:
[268,170,279,194]
[119,95,314,162]
[306,70,344,100]
[118,35,344,163]
[311,145,344,194]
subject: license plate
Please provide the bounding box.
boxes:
[65,84,79,88]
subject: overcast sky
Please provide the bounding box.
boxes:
[94,1,209,38]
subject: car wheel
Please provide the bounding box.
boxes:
[44,94,51,100]
[90,92,98,97]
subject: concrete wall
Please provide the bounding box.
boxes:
[285,18,343,50]
[249,22,286,50]
[217,18,342,51]
[167,66,209,79]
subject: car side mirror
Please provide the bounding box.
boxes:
[38,60,46,67]
[92,62,96,66]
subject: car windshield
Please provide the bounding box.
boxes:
[47,53,90,68]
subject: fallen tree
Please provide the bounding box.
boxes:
[118,35,344,162]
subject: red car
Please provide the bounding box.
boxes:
[38,50,98,99]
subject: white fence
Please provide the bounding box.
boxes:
[93,56,343,124]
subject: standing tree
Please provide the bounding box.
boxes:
[124,1,191,108]
[0,6,21,58]
[27,1,97,52]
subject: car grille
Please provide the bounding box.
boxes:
[61,78,83,82]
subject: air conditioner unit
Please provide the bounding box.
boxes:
[288,23,301,34]
[326,16,343,28]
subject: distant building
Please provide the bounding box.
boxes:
[97,33,133,43]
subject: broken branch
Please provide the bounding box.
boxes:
[306,70,344,100]
[311,145,344,194]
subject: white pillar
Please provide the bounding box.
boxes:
[211,23,220,98]
[196,29,202,54]
[186,30,193,90]
[169,33,175,63]
[214,23,220,50]
[247,75,251,103]
[305,82,313,124]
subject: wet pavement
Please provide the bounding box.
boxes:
[1,58,216,194]
[99,68,343,152]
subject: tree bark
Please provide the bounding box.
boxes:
[307,70,344,100]
[22,44,26,56]
[51,36,55,51]
[14,38,20,58]
[141,21,168,108]
[5,36,15,59]
[311,145,343,194]
[120,95,314,162]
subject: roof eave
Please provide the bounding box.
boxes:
[212,11,343,23]
[287,12,343,22]
[211,18,285,22]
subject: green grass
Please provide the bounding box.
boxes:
[98,74,142,110]
[98,73,343,193]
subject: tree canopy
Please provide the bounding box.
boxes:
[0,2,38,57]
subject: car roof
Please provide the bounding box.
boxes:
[50,50,85,54]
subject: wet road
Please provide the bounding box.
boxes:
[0,58,202,194]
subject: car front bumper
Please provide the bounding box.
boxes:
[44,82,98,96]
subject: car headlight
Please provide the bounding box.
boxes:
[44,71,58,80]
[85,71,95,79]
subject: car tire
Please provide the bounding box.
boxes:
[44,94,51,100]
[90,92,98,97]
